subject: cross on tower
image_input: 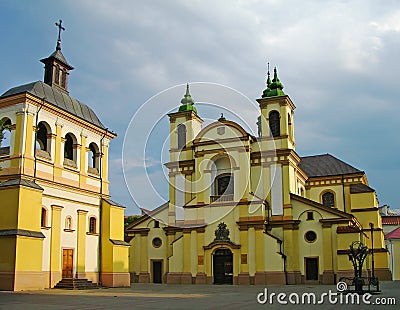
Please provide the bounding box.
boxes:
[55,19,65,42]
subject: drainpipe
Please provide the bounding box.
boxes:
[33,98,45,182]
[250,192,287,284]
[341,175,346,213]
[98,128,108,286]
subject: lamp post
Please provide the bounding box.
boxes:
[369,222,375,279]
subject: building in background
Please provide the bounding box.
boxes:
[0,22,129,291]
[126,69,391,285]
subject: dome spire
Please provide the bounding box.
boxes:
[262,65,286,98]
[178,83,197,113]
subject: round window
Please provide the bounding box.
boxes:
[152,237,162,248]
[305,231,317,243]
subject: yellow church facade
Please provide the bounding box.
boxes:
[126,70,391,285]
[0,24,129,291]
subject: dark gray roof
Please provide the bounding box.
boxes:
[350,183,375,194]
[41,49,73,70]
[0,229,45,238]
[103,198,125,208]
[0,81,105,129]
[299,154,363,178]
[109,239,130,246]
[0,178,43,190]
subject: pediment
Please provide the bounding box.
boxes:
[194,120,252,145]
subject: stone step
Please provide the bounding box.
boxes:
[54,278,99,290]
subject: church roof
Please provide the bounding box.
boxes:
[0,178,43,190]
[382,216,400,226]
[299,153,363,178]
[350,183,375,194]
[385,227,400,239]
[0,81,105,129]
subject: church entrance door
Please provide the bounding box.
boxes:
[305,257,318,282]
[152,261,162,283]
[213,249,233,284]
[62,249,74,278]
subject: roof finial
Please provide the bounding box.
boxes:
[55,19,65,51]
[267,62,271,87]
[262,65,285,98]
[218,113,226,122]
[178,83,197,113]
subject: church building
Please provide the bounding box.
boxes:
[0,21,129,290]
[126,69,392,285]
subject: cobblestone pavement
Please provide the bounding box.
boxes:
[0,281,398,309]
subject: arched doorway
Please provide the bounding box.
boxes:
[213,248,233,284]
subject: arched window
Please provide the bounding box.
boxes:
[65,216,72,230]
[36,122,51,152]
[211,157,234,202]
[41,207,47,227]
[322,192,335,208]
[89,217,97,234]
[0,118,11,154]
[177,124,186,150]
[216,174,234,196]
[55,66,60,84]
[88,142,99,169]
[269,111,280,137]
[64,134,74,160]
[61,70,67,88]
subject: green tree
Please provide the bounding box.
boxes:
[124,215,141,229]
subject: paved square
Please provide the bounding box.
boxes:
[1,281,399,309]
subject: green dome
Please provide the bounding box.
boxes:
[262,67,286,98]
[179,104,197,113]
[178,83,197,113]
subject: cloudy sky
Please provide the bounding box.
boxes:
[1,0,399,215]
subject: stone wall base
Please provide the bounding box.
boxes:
[101,272,130,287]
[373,268,392,281]
[286,271,301,285]
[130,272,138,283]
[0,271,47,291]
[138,272,150,283]
[238,273,250,285]
[166,272,193,284]
[321,270,335,284]
[254,271,287,285]
[195,272,207,284]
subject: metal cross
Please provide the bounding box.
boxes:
[55,19,65,41]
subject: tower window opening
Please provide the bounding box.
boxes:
[55,66,60,84]
[177,124,186,150]
[0,118,12,152]
[269,111,280,137]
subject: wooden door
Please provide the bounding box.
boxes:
[213,249,233,284]
[305,257,318,281]
[62,249,74,278]
[153,261,162,283]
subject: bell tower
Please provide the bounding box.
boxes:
[40,20,74,94]
[256,66,298,217]
[257,66,295,150]
[167,84,203,162]
[166,84,203,224]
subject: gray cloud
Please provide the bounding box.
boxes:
[1,0,399,214]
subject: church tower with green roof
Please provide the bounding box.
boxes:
[167,84,203,224]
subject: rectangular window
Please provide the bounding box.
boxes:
[307,211,314,220]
